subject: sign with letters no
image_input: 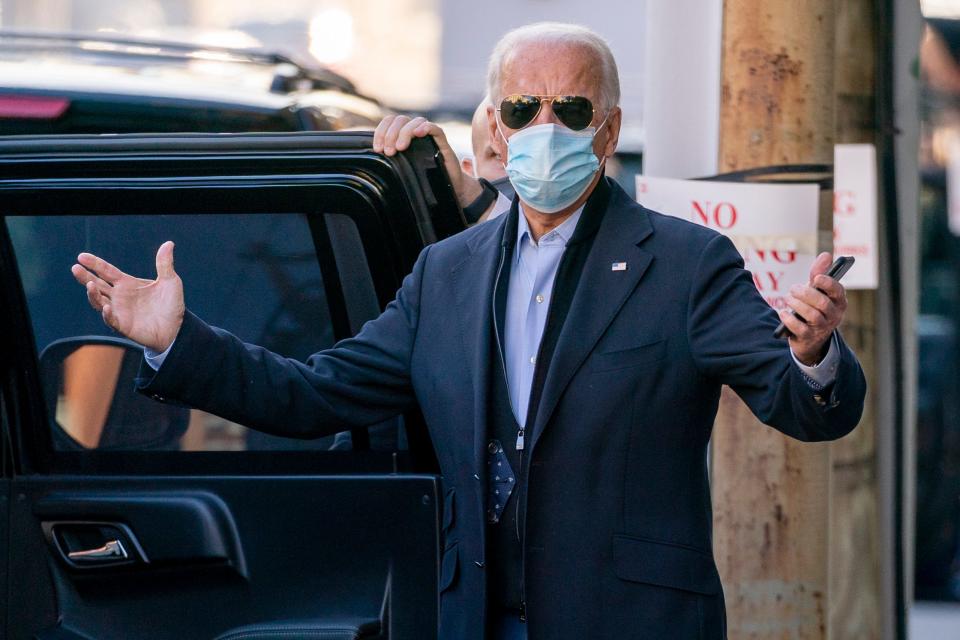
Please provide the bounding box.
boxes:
[635,175,819,311]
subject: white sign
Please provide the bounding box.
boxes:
[635,175,819,311]
[948,141,960,238]
[834,144,879,289]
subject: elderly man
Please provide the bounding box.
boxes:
[72,22,865,640]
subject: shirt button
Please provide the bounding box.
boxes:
[536,294,544,304]
[529,356,536,365]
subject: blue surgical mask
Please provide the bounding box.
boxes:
[501,121,606,214]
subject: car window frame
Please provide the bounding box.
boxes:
[0,132,462,477]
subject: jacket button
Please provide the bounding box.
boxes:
[474,560,485,568]
[473,473,481,481]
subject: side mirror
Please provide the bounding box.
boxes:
[38,337,189,451]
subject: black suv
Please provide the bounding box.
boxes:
[0,129,465,639]
[0,31,388,135]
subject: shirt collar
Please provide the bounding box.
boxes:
[515,203,585,261]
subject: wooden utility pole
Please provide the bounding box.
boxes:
[829,1,883,638]
[713,2,837,638]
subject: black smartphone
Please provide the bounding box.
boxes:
[773,256,856,339]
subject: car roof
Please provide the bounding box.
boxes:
[0,30,376,113]
[0,57,295,112]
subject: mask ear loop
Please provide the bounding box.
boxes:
[495,116,510,171]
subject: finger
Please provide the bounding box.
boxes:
[791,284,833,317]
[155,240,176,279]
[101,303,118,331]
[393,117,429,152]
[71,263,91,285]
[85,278,111,299]
[808,251,832,282]
[373,115,397,153]
[86,281,108,311]
[418,121,453,154]
[417,122,467,195]
[71,263,112,290]
[77,252,126,286]
[383,115,412,155]
[812,273,847,307]
[786,294,826,329]
[779,308,811,339]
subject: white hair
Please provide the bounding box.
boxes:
[486,22,621,112]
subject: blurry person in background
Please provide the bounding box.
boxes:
[461,97,516,205]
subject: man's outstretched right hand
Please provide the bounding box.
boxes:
[71,240,185,353]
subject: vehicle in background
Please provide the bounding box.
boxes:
[0,30,388,135]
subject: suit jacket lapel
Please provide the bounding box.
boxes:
[530,188,654,451]
[450,206,514,478]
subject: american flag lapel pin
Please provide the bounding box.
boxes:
[612,261,627,271]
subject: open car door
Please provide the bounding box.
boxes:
[0,132,466,640]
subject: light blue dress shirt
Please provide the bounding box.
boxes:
[502,204,584,428]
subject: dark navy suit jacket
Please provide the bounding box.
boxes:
[140,178,866,639]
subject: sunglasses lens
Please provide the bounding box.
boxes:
[500,95,541,129]
[553,96,594,131]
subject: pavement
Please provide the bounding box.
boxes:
[910,601,960,639]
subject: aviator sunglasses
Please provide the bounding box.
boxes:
[497,94,597,131]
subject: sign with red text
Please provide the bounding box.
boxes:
[833,144,878,289]
[635,175,819,311]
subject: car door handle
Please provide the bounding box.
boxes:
[67,539,128,561]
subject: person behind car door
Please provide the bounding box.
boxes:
[460,97,516,216]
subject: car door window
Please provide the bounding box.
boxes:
[6,210,402,455]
